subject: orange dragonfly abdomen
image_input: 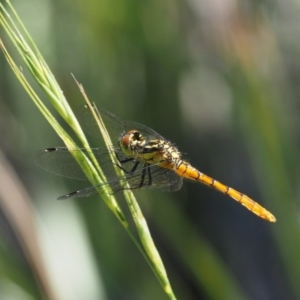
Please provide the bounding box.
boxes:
[175,161,276,222]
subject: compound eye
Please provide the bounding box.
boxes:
[120,133,131,149]
[119,130,139,147]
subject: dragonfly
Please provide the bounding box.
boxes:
[35,106,276,222]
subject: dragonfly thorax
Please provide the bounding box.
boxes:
[143,139,183,168]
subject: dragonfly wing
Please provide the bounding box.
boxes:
[77,105,166,142]
[56,160,183,199]
[35,147,126,180]
[37,106,183,195]
[57,177,134,200]
[114,162,183,192]
[140,164,183,192]
[100,108,166,140]
[57,184,106,199]
[35,148,88,180]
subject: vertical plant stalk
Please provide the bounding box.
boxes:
[73,78,176,298]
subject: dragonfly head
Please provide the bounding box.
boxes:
[119,130,146,156]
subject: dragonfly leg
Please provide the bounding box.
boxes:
[114,152,134,164]
[137,163,152,188]
[138,163,147,188]
[146,164,152,186]
[117,157,135,164]
[117,160,140,174]
[114,151,142,174]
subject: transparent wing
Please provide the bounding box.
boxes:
[35,147,183,198]
[35,147,125,180]
[36,106,183,198]
[58,162,183,199]
[115,162,183,192]
[76,105,166,142]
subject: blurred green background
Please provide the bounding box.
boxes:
[1,0,300,299]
